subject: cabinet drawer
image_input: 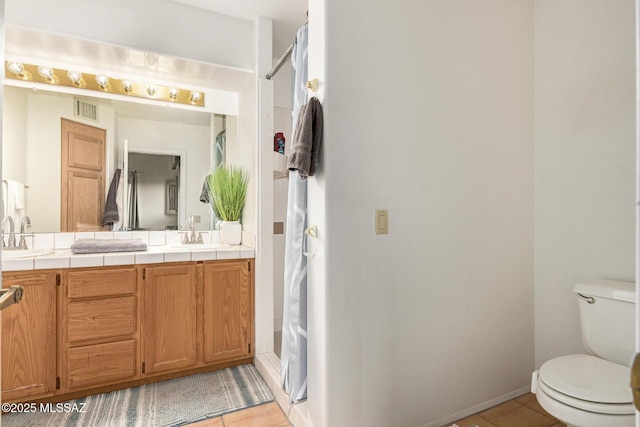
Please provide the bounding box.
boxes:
[66,340,136,390]
[67,296,136,344]
[68,268,135,299]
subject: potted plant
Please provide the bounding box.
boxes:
[208,166,248,245]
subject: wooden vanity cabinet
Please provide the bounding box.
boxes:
[141,263,198,376]
[61,267,138,392]
[1,271,57,402]
[202,260,253,364]
[2,258,253,403]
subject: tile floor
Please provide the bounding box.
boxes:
[448,393,562,427]
[185,392,557,427]
[187,402,291,427]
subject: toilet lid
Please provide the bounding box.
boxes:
[539,354,632,404]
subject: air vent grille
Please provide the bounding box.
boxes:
[74,98,98,121]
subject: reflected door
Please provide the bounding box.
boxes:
[61,119,106,231]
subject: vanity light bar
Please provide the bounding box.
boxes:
[4,61,205,107]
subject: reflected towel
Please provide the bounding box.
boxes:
[102,169,122,226]
[71,238,148,254]
[288,97,323,179]
[3,180,26,224]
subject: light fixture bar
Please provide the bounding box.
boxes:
[4,62,205,107]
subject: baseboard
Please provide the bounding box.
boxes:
[424,385,531,427]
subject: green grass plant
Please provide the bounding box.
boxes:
[208,166,248,222]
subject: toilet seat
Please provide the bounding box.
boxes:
[538,354,634,415]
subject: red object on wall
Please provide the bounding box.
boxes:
[274,132,285,154]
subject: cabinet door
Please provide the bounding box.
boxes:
[202,261,252,364]
[2,272,57,401]
[142,264,197,375]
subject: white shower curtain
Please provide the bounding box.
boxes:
[281,23,309,404]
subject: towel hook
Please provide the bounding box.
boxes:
[303,225,317,257]
[305,225,317,239]
[306,79,318,92]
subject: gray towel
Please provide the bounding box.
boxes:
[71,238,148,254]
[102,169,122,226]
[288,97,323,179]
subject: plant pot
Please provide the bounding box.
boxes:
[220,221,242,245]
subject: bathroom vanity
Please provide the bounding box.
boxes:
[1,248,254,404]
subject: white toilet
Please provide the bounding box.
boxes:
[532,279,636,427]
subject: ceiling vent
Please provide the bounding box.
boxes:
[74,98,98,121]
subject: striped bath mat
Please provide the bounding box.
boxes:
[2,364,273,427]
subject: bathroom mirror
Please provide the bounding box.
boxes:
[2,85,238,232]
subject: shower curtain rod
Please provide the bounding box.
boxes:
[266,44,293,80]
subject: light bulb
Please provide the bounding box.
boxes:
[67,70,83,84]
[146,85,158,96]
[189,91,201,103]
[7,62,25,75]
[169,88,179,100]
[122,79,132,93]
[95,75,109,89]
[37,66,54,80]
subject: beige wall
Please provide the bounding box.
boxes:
[534,0,636,367]
[2,89,116,232]
[307,1,535,425]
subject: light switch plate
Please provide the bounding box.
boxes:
[375,210,388,235]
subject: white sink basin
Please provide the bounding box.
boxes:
[2,249,55,259]
[169,243,230,250]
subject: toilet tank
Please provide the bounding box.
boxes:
[575,279,635,366]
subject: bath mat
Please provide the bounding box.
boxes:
[2,364,273,427]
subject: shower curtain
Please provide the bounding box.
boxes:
[127,172,139,230]
[281,23,309,404]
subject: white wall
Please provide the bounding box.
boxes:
[3,87,28,185]
[118,117,211,229]
[2,89,116,232]
[5,0,254,71]
[307,1,535,426]
[534,0,636,367]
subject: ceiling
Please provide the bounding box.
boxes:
[169,0,308,59]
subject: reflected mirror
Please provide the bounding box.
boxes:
[2,85,237,232]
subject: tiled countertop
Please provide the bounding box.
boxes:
[2,245,255,271]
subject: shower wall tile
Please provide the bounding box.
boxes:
[256,321,274,354]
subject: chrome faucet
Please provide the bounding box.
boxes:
[18,216,32,249]
[2,216,16,249]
